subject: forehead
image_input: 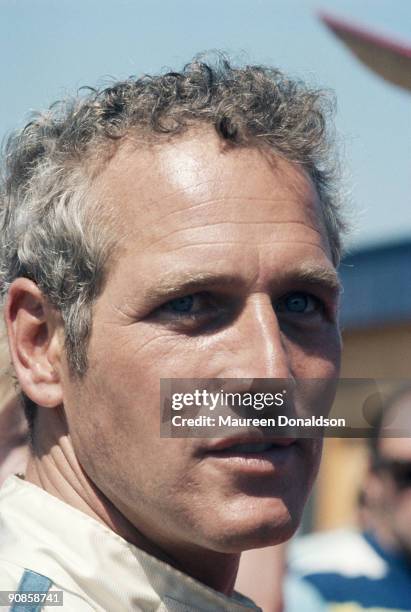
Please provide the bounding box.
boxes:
[90,132,333,298]
[91,130,333,277]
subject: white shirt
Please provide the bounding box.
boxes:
[0,475,260,611]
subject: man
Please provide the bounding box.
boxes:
[286,384,411,611]
[0,56,344,610]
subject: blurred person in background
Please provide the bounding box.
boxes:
[285,384,411,611]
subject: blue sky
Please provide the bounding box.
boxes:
[1,0,410,250]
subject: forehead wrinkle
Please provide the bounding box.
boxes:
[137,179,213,207]
[156,196,322,224]
[142,220,325,251]
[152,239,332,257]
[115,156,319,216]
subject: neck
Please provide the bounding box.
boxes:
[25,406,240,595]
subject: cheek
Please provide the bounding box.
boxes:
[65,325,203,482]
[94,324,201,381]
[283,328,341,382]
[67,365,197,512]
[324,329,342,374]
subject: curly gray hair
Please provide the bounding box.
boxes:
[0,55,346,430]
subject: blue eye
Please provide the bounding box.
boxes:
[155,292,223,324]
[285,293,310,313]
[165,295,194,313]
[276,292,321,314]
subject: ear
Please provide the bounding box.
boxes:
[4,278,64,408]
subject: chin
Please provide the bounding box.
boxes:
[206,500,302,553]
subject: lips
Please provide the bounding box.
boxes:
[205,435,297,454]
[228,442,275,453]
[196,434,301,478]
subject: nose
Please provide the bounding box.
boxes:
[225,293,291,380]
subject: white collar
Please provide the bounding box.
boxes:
[0,475,260,611]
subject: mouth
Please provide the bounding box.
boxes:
[201,436,299,474]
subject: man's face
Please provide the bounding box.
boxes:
[61,130,341,556]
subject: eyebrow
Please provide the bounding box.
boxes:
[292,264,342,294]
[147,266,341,303]
[147,273,242,303]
